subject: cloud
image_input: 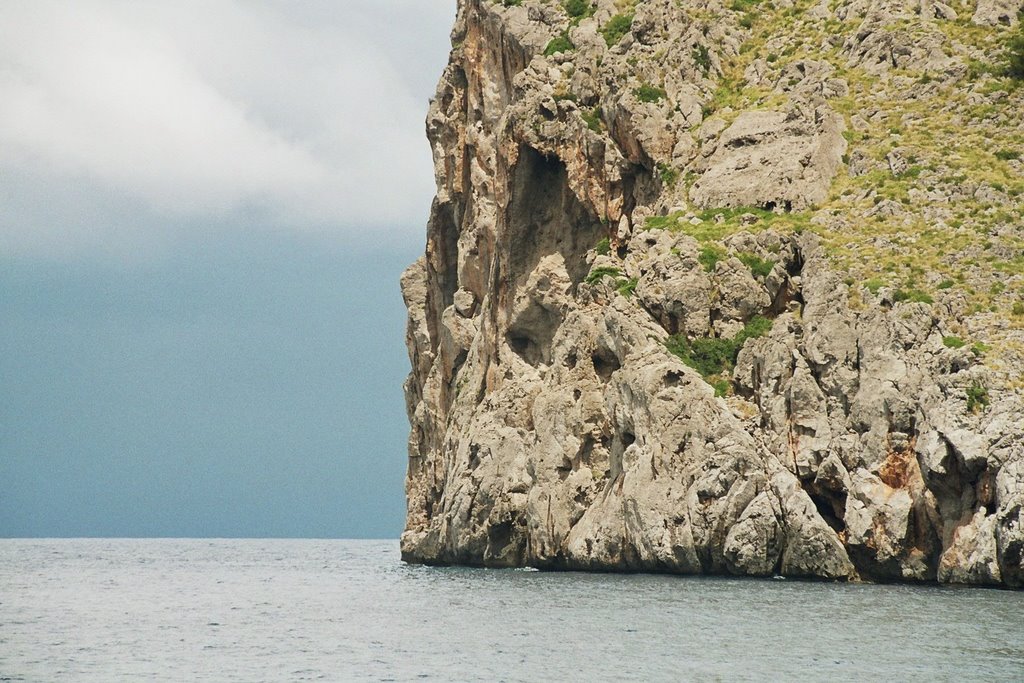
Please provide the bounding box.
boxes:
[0,0,455,259]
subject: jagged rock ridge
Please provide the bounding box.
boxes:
[401,0,1024,587]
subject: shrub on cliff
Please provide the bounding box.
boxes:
[665,316,773,381]
[585,266,623,285]
[545,32,575,56]
[562,0,594,19]
[966,383,990,413]
[634,84,667,103]
[738,252,775,279]
[1008,21,1024,79]
[601,13,633,46]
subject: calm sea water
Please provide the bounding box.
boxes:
[1,539,1022,682]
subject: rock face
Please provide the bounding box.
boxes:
[401,0,1024,587]
[690,108,846,211]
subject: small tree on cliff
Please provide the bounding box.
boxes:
[1009,21,1024,79]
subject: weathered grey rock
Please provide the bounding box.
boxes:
[972,0,1023,25]
[690,107,847,211]
[400,0,1024,589]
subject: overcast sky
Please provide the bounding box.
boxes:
[0,1,456,538]
[0,0,454,260]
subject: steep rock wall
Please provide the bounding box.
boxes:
[401,0,1024,587]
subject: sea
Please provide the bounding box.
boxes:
[1,539,1022,682]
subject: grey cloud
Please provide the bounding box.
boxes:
[0,0,455,259]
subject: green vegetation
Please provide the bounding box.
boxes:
[665,335,735,378]
[665,0,1024,372]
[634,83,667,103]
[585,265,637,298]
[738,252,775,278]
[1008,21,1024,80]
[692,45,712,75]
[535,0,1024,374]
[698,244,725,272]
[657,162,678,186]
[645,207,812,242]
[544,32,575,56]
[665,316,773,381]
[617,277,639,298]
[644,214,679,231]
[585,266,622,285]
[864,278,885,295]
[581,107,602,132]
[942,336,966,349]
[595,237,611,256]
[562,0,595,21]
[966,383,990,413]
[734,315,773,345]
[601,13,633,47]
[501,0,522,6]
[892,288,934,305]
[644,207,805,279]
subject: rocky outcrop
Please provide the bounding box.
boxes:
[690,108,846,211]
[973,0,1024,25]
[401,0,1024,588]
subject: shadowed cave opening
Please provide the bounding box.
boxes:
[592,349,621,383]
[808,488,847,534]
[506,146,603,288]
[502,146,604,366]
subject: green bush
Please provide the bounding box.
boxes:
[617,277,638,298]
[581,107,602,132]
[601,13,633,46]
[665,316,773,380]
[942,336,966,349]
[634,84,667,103]
[1012,301,1024,316]
[657,162,678,186]
[692,45,712,75]
[995,149,1021,161]
[544,33,575,56]
[698,245,725,272]
[937,279,955,289]
[1008,22,1024,79]
[733,315,773,347]
[966,383,989,413]
[669,336,736,377]
[893,288,934,304]
[738,252,775,278]
[585,266,622,285]
[562,0,596,20]
[864,278,885,294]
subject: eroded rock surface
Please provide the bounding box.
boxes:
[401,0,1024,588]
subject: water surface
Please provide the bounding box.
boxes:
[1,539,1021,681]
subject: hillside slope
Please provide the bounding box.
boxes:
[401,0,1024,586]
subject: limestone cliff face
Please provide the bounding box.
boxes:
[401,0,1024,586]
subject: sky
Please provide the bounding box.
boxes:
[0,1,456,538]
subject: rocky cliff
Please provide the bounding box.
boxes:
[401,0,1024,586]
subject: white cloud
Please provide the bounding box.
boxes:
[0,0,455,258]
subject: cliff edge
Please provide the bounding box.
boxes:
[401,0,1024,586]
